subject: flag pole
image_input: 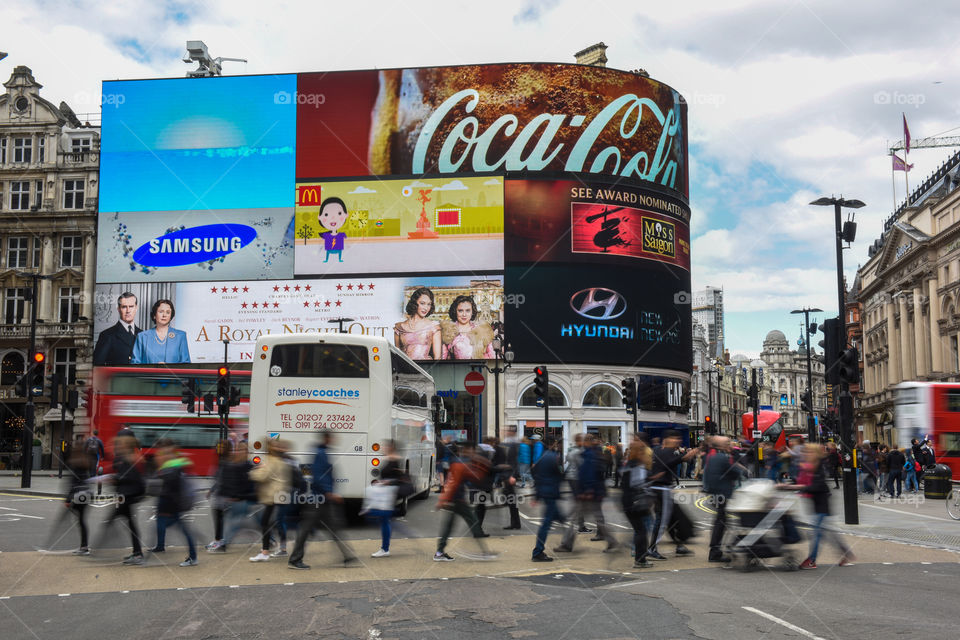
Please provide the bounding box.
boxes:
[890,145,898,214]
[903,116,910,203]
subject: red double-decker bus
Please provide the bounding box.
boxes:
[89,367,250,476]
[894,382,960,479]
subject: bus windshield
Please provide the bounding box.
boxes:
[269,344,369,378]
[895,387,918,405]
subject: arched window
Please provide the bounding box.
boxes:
[582,382,622,407]
[1,351,24,386]
[519,383,568,407]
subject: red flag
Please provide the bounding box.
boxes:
[903,113,911,154]
[891,153,913,172]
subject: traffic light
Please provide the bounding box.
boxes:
[821,317,841,385]
[229,386,242,407]
[217,366,230,409]
[704,415,713,432]
[838,347,860,385]
[47,373,62,407]
[621,376,637,415]
[67,389,79,411]
[747,383,759,409]
[203,393,215,412]
[180,378,198,412]
[533,366,548,405]
[800,390,812,412]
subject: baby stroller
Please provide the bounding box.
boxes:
[724,479,802,572]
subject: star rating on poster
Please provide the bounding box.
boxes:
[232,280,367,312]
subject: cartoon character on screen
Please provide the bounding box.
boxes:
[318,197,350,263]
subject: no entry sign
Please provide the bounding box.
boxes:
[464,371,485,396]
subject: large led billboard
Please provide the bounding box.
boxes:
[93,275,504,364]
[98,62,689,372]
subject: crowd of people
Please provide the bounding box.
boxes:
[57,426,906,573]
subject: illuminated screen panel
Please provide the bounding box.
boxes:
[504,263,691,371]
[296,64,688,200]
[293,176,503,276]
[93,275,504,364]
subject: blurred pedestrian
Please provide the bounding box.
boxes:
[149,439,198,567]
[517,437,532,487]
[886,445,905,498]
[364,439,412,558]
[703,436,746,563]
[531,437,565,562]
[621,439,654,568]
[556,434,617,553]
[209,442,257,553]
[433,442,496,562]
[648,430,697,560]
[64,448,92,555]
[98,434,146,564]
[563,433,591,533]
[249,439,293,562]
[499,426,522,530]
[288,431,357,570]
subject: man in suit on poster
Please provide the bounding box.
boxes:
[93,292,142,366]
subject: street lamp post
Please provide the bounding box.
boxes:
[704,361,722,435]
[810,196,864,525]
[17,272,53,489]
[791,307,823,442]
[484,324,514,441]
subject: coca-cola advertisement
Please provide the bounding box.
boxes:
[295,63,688,199]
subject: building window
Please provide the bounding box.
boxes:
[519,384,568,407]
[54,348,78,385]
[71,138,91,154]
[35,180,43,207]
[583,383,623,407]
[13,137,32,163]
[60,236,82,268]
[952,336,959,373]
[63,180,84,209]
[4,288,28,324]
[0,138,6,164]
[9,181,30,210]
[7,237,29,269]
[0,351,25,386]
[38,137,45,163]
[59,287,80,323]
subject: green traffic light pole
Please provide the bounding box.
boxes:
[20,273,39,489]
[811,196,864,525]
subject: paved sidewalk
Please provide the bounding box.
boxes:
[0,473,212,498]
[3,526,957,598]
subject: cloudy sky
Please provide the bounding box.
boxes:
[6,0,959,357]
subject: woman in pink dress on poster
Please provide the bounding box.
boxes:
[441,295,495,360]
[394,287,441,360]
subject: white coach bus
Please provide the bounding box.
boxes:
[249,333,437,505]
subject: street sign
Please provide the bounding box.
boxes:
[464,371,485,396]
[751,429,762,438]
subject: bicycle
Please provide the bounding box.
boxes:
[947,486,960,520]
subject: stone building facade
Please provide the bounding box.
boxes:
[858,150,960,444]
[758,330,827,436]
[0,66,98,469]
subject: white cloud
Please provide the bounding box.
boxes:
[483,178,501,185]
[432,179,468,191]
[348,185,376,194]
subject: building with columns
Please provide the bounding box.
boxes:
[858,150,960,443]
[0,66,98,469]
[759,330,827,436]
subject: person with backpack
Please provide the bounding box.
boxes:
[433,441,497,562]
[249,439,294,562]
[98,434,146,565]
[84,430,105,476]
[555,434,618,553]
[149,438,198,567]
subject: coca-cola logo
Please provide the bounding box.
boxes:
[412,90,681,190]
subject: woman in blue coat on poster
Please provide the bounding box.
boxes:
[132,299,191,364]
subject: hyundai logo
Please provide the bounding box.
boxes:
[569,288,627,320]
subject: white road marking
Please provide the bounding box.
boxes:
[859,501,951,521]
[57,594,70,597]
[602,577,666,589]
[743,606,825,640]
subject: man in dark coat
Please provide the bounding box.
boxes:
[703,436,746,562]
[93,292,142,366]
[531,437,565,562]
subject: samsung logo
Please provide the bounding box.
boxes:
[132,224,257,267]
